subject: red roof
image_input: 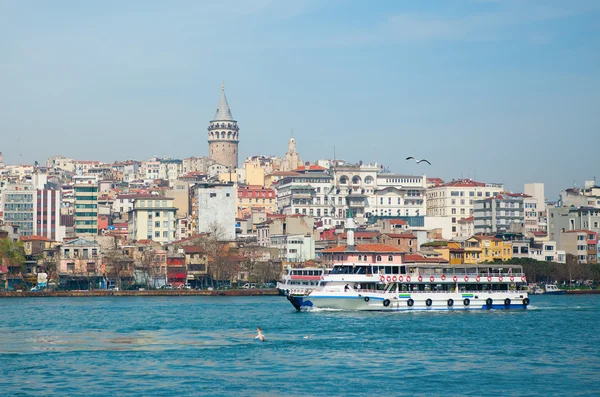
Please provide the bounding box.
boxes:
[385,233,416,239]
[182,246,205,254]
[237,187,275,198]
[322,244,403,253]
[564,230,597,234]
[439,179,485,188]
[294,165,326,172]
[389,219,408,225]
[457,216,474,223]
[340,231,380,239]
[269,171,300,177]
[20,235,51,242]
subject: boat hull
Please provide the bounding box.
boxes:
[288,292,529,311]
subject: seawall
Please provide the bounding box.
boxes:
[0,289,280,298]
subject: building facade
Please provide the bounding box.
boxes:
[128,197,178,244]
[73,175,99,236]
[208,85,239,168]
[196,183,236,240]
[427,179,504,236]
[473,193,527,235]
[559,230,598,264]
[237,186,276,218]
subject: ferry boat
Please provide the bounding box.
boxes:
[286,263,530,311]
[276,266,328,296]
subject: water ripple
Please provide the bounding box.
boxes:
[0,295,599,396]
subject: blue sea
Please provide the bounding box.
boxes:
[1,295,599,397]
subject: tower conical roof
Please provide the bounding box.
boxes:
[213,83,234,121]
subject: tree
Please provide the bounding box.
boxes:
[194,222,237,288]
[0,238,26,289]
[103,249,134,290]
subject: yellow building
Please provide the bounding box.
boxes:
[475,236,512,262]
[244,161,266,187]
[462,237,483,264]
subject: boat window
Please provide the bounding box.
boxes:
[354,266,366,274]
[372,266,378,274]
[392,266,399,274]
[384,266,392,274]
[400,265,406,274]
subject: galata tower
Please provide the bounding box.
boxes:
[208,83,239,168]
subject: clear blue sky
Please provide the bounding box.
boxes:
[1,0,599,199]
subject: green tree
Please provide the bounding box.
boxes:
[0,238,26,289]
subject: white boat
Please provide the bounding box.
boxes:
[276,266,328,296]
[543,284,566,295]
[286,263,530,311]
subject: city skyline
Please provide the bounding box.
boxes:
[2,0,599,199]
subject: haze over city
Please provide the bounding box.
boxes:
[1,0,599,198]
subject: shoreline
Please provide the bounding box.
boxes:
[0,289,281,298]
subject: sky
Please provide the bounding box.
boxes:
[1,0,599,199]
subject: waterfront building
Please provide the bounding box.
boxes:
[128,197,178,244]
[58,237,103,289]
[475,235,513,262]
[559,230,598,264]
[2,184,65,240]
[473,193,528,235]
[73,175,99,236]
[196,182,236,240]
[208,84,239,169]
[426,179,504,237]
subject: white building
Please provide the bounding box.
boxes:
[269,234,315,262]
[427,179,504,236]
[196,183,236,240]
[128,197,177,244]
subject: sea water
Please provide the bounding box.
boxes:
[1,295,599,396]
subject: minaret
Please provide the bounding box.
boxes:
[346,209,356,250]
[208,83,239,168]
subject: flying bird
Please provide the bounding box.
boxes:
[255,326,265,342]
[406,157,431,165]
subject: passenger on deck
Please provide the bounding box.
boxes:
[344,284,349,292]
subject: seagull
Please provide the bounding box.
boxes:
[406,157,431,165]
[255,326,265,342]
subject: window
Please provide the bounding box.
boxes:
[226,193,230,197]
[155,211,160,217]
[210,193,217,198]
[376,255,382,262]
[451,208,456,214]
[388,255,393,261]
[67,263,75,272]
[155,221,160,228]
